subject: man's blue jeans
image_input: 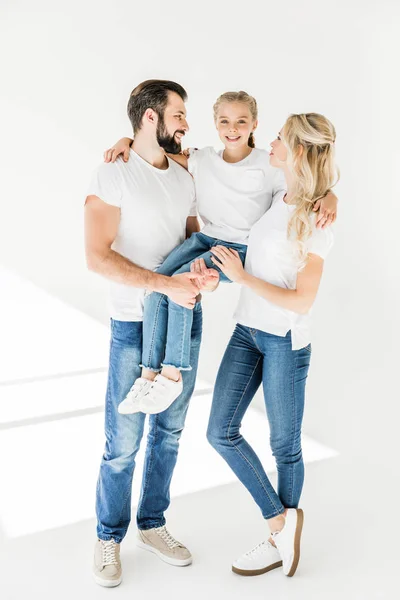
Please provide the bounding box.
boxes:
[207,324,311,519]
[96,303,202,543]
[142,232,247,372]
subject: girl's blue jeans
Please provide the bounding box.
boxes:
[141,232,247,372]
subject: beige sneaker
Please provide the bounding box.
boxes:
[137,525,192,566]
[93,539,122,587]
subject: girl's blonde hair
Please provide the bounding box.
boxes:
[213,91,258,148]
[282,113,339,267]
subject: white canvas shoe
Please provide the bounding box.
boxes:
[232,540,282,576]
[271,508,304,577]
[140,374,183,415]
[118,377,152,415]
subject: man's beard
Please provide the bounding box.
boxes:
[156,115,184,154]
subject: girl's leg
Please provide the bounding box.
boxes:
[161,243,247,374]
[140,233,209,378]
[207,325,285,520]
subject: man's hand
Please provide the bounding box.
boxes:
[164,272,201,309]
[314,190,338,229]
[190,258,220,292]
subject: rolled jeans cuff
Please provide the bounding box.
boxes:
[139,364,162,373]
[161,363,192,372]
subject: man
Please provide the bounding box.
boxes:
[85,80,203,588]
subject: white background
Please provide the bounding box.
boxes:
[1,1,400,598]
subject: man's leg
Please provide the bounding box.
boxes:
[96,320,146,542]
[134,304,202,563]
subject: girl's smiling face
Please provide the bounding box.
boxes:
[215,102,257,150]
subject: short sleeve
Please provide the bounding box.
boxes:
[272,168,287,203]
[187,147,199,177]
[86,162,123,208]
[307,226,334,259]
[188,181,197,217]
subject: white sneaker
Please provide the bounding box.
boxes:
[232,540,282,576]
[271,508,304,577]
[140,374,183,415]
[118,377,152,415]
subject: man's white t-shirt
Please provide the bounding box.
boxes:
[188,147,286,244]
[87,149,197,321]
[234,194,334,350]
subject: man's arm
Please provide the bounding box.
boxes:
[85,195,200,308]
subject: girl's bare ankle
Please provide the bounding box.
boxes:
[141,369,157,382]
[161,366,181,382]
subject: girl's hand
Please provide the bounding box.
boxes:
[313,190,338,229]
[104,137,133,163]
[210,246,246,283]
[190,258,220,291]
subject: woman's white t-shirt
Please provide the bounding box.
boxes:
[234,194,334,350]
[188,147,286,244]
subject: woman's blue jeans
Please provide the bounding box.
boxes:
[141,232,247,372]
[207,324,311,520]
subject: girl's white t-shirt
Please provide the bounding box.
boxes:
[188,147,286,244]
[234,194,334,350]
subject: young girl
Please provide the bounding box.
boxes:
[105,93,337,415]
[205,113,338,578]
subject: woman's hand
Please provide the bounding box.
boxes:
[210,246,246,283]
[104,137,133,163]
[313,190,338,229]
[190,258,220,292]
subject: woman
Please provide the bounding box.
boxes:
[205,112,338,578]
[104,96,337,417]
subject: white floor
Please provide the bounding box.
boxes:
[0,267,397,599]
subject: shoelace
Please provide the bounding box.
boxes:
[101,539,118,566]
[155,526,181,549]
[245,541,273,557]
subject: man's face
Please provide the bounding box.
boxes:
[156,91,189,154]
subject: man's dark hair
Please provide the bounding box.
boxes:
[127,79,188,134]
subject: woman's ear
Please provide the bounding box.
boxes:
[253,119,259,132]
[296,143,304,157]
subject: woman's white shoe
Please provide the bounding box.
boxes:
[232,540,282,576]
[271,508,304,577]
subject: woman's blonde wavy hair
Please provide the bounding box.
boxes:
[213,91,258,148]
[281,113,339,267]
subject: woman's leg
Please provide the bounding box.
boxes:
[258,331,311,510]
[207,324,285,519]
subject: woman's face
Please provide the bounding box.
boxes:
[269,129,288,167]
[215,102,257,150]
